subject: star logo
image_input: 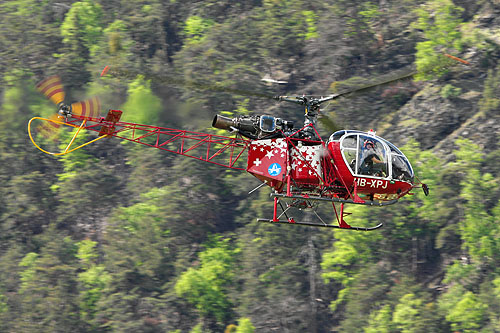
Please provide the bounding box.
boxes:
[268,163,282,176]
[254,158,262,166]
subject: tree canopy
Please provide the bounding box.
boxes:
[1,0,500,332]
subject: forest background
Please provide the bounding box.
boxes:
[1,0,500,332]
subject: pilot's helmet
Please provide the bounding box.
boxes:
[363,139,375,149]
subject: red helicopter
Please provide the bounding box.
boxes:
[29,70,430,231]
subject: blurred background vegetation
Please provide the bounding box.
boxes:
[1,0,500,332]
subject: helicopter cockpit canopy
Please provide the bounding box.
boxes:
[329,130,414,183]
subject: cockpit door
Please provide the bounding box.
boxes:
[340,134,389,178]
[340,134,358,175]
[357,135,388,178]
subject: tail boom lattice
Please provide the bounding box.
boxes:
[74,114,251,170]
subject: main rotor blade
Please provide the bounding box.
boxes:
[102,66,275,100]
[101,52,469,114]
[327,53,470,102]
[314,66,420,132]
[318,115,341,133]
[329,67,417,101]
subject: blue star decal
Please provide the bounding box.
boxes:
[268,163,282,176]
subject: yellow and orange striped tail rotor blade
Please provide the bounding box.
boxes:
[70,96,101,119]
[36,114,62,140]
[36,75,65,105]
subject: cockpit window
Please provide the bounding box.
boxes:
[340,135,358,174]
[382,139,414,182]
[329,130,348,142]
[357,136,387,177]
[341,136,357,149]
[338,132,414,182]
[391,154,413,182]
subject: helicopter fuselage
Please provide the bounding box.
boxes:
[246,129,414,206]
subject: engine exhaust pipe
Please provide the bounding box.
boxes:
[212,114,235,130]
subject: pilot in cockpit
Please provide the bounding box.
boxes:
[359,139,386,177]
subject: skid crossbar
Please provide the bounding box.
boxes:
[270,193,399,206]
[258,194,385,231]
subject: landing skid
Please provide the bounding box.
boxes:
[256,218,383,231]
[258,196,383,231]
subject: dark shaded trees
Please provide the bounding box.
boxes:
[1,0,500,332]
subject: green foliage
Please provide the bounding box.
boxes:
[328,0,384,47]
[479,66,500,115]
[184,16,215,43]
[459,169,498,262]
[1,1,500,331]
[440,84,462,99]
[252,0,323,61]
[321,206,383,311]
[1,74,51,137]
[440,277,491,332]
[413,0,465,80]
[106,186,174,278]
[55,0,105,84]
[392,293,424,333]
[446,291,488,332]
[76,240,111,325]
[300,10,319,40]
[60,0,104,57]
[0,290,7,331]
[121,75,163,125]
[0,292,6,314]
[104,19,132,53]
[0,1,62,76]
[15,232,82,332]
[54,130,96,182]
[123,143,171,197]
[358,1,382,35]
[175,236,238,323]
[0,79,25,134]
[1,169,56,244]
[404,141,445,224]
[236,317,255,333]
[443,260,479,286]
[48,130,122,234]
[364,304,394,333]
[94,186,176,331]
[76,239,99,267]
[18,252,39,293]
[78,264,111,312]
[452,139,500,264]
[191,322,204,333]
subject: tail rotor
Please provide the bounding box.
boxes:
[34,75,101,140]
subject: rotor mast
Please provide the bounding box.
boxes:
[274,94,338,139]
